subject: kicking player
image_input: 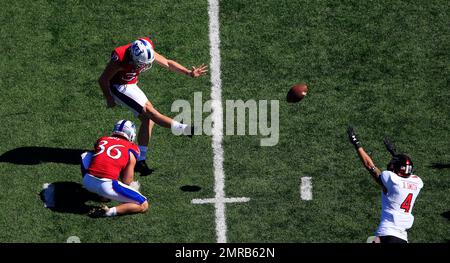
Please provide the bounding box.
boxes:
[81,120,148,217]
[98,36,207,176]
[348,126,423,243]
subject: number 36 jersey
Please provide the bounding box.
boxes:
[87,136,140,180]
[376,170,424,241]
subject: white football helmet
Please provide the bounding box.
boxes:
[112,120,136,142]
[130,38,155,70]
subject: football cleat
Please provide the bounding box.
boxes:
[88,205,109,218]
[186,125,195,138]
[135,160,154,176]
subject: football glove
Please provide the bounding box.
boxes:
[347,126,362,149]
[383,136,397,156]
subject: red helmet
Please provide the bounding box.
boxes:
[388,154,413,177]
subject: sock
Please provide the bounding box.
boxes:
[105,207,117,217]
[171,121,188,135]
[138,146,148,161]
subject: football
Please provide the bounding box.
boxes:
[286,83,308,103]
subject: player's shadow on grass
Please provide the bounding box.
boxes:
[180,185,202,192]
[0,147,88,165]
[39,182,105,215]
[430,163,450,169]
[442,211,450,221]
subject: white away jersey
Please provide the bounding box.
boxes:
[375,170,423,241]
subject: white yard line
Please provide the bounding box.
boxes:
[192,197,251,204]
[209,0,228,244]
[300,177,313,201]
[191,0,249,244]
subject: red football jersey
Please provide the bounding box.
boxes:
[110,36,155,85]
[87,136,140,180]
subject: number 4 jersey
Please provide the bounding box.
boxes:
[375,170,424,241]
[87,136,140,180]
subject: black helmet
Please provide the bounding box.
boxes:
[388,154,413,177]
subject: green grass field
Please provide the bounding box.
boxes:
[0,0,449,242]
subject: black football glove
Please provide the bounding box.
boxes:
[383,136,397,156]
[347,126,362,149]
